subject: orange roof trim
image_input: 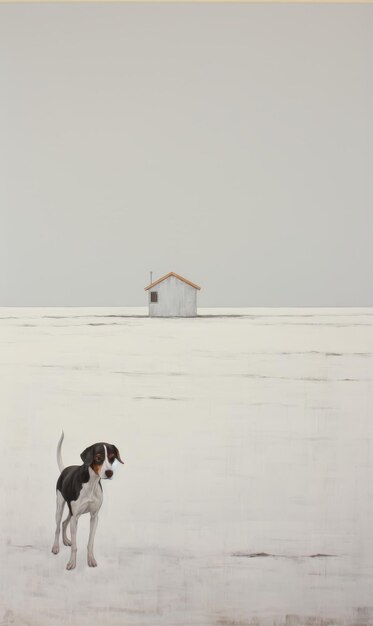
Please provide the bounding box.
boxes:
[144,272,201,291]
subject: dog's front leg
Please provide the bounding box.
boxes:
[66,515,78,570]
[87,513,99,567]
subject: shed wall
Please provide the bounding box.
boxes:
[148,276,197,317]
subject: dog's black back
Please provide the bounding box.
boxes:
[57,465,97,513]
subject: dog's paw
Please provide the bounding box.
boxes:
[87,554,97,567]
[66,559,76,570]
[51,545,59,554]
[63,538,72,546]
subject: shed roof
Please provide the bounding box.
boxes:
[144,272,201,291]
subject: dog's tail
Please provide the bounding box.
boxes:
[57,431,65,472]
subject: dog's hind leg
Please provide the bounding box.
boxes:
[52,491,65,554]
[62,512,72,546]
[66,514,79,570]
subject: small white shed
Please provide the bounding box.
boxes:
[144,272,201,317]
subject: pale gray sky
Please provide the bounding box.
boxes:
[1,3,372,307]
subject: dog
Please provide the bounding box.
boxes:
[51,432,124,570]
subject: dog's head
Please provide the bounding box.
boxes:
[80,442,124,479]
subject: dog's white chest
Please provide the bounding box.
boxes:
[72,479,103,516]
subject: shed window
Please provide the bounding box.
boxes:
[150,291,158,303]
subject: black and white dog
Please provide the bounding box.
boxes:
[52,432,124,570]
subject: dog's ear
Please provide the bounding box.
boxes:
[112,445,124,464]
[80,445,94,466]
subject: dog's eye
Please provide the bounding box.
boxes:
[95,456,103,463]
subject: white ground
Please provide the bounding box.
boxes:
[1,307,373,626]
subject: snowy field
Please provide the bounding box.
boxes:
[1,307,373,626]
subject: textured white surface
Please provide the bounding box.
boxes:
[0,308,373,626]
